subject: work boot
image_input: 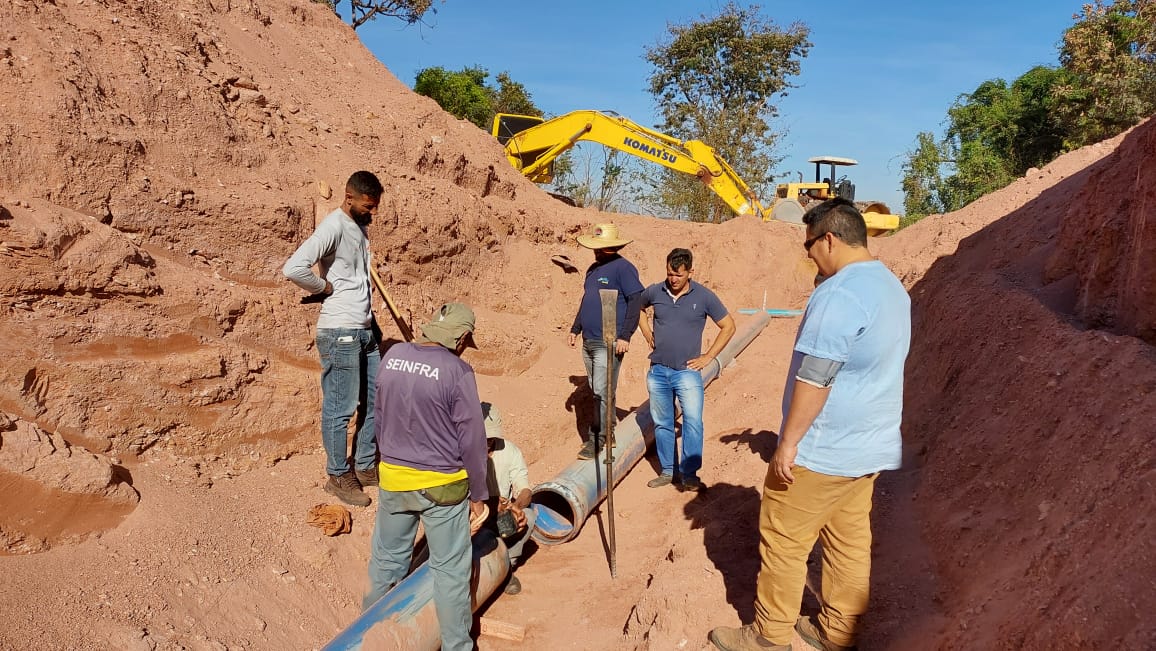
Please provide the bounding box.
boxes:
[794,616,855,651]
[647,474,674,488]
[503,573,522,595]
[325,471,371,507]
[354,464,379,488]
[708,624,788,650]
[576,435,603,460]
[679,477,705,493]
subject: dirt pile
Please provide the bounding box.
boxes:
[1,0,1153,649]
[1044,123,1156,344]
[0,0,576,469]
[870,121,1156,649]
[0,414,138,554]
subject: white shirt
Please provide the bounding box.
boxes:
[483,405,531,500]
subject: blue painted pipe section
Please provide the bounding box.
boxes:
[737,308,802,316]
[530,407,654,545]
[322,529,510,651]
[530,312,772,545]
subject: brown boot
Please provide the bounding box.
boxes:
[708,624,789,651]
[325,471,370,507]
[794,616,855,651]
[503,573,522,595]
[355,464,379,488]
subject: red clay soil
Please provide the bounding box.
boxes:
[1,1,1153,650]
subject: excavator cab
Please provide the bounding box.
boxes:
[492,114,545,147]
[491,113,557,182]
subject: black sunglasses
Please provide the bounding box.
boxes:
[804,231,841,251]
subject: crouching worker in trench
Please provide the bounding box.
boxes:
[481,402,536,595]
[363,302,489,651]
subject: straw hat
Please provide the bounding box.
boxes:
[576,223,633,250]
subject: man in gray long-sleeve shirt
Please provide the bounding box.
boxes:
[364,302,489,651]
[282,170,383,507]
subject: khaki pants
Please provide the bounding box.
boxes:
[752,465,878,646]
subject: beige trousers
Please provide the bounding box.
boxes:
[752,465,878,646]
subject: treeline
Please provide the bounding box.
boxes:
[901,0,1156,224]
[412,67,542,129]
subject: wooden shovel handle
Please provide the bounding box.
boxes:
[368,265,414,342]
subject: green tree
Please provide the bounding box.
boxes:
[1053,0,1156,147]
[413,67,542,130]
[1007,65,1069,171]
[643,3,811,222]
[323,0,440,30]
[490,73,538,117]
[414,66,493,128]
[933,67,1067,210]
[899,131,950,224]
[899,1,1156,216]
[552,147,636,212]
[944,79,1019,206]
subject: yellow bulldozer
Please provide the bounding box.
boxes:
[768,156,898,235]
[492,110,898,234]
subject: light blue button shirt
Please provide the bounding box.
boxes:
[781,260,911,477]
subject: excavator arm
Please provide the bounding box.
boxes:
[493,110,770,219]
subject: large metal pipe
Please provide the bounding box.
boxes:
[323,313,772,649]
[322,530,510,651]
[530,312,772,545]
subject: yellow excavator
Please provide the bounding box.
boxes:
[492,110,898,234]
[493,110,769,219]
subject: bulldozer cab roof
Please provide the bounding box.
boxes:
[808,156,858,166]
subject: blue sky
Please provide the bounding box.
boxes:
[358,1,1081,215]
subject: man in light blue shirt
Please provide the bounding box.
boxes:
[710,198,911,651]
[283,171,384,507]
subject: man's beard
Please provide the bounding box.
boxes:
[352,211,372,226]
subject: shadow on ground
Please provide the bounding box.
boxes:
[684,483,762,622]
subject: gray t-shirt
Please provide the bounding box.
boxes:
[282,208,373,329]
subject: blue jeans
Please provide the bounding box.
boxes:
[316,327,379,477]
[646,364,705,481]
[581,338,623,438]
[364,489,474,651]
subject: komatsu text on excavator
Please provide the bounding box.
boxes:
[492,110,899,234]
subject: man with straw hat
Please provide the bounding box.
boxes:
[363,302,489,651]
[568,223,644,460]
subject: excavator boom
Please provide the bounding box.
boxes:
[492,110,899,234]
[493,110,768,219]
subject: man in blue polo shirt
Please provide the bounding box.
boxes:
[568,223,644,460]
[639,248,735,492]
